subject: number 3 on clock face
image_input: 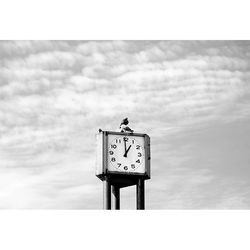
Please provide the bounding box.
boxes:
[108,136,144,173]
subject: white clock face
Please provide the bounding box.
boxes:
[107,135,145,173]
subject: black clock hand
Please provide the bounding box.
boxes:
[124,140,127,156]
[124,145,131,157]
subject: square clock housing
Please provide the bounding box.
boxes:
[96,131,151,180]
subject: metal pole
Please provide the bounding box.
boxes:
[103,177,111,210]
[112,185,120,210]
[136,178,145,210]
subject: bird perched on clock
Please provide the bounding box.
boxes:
[120,117,134,133]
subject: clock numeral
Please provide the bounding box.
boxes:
[111,144,117,149]
[136,145,140,150]
[109,151,114,155]
[132,140,134,144]
[119,139,121,143]
[131,164,135,169]
[117,163,121,168]
[136,159,140,163]
[124,166,128,170]
[116,139,118,143]
[111,157,116,162]
[123,137,128,142]
[138,152,142,157]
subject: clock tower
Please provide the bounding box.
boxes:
[96,130,151,209]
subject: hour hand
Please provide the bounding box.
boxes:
[124,145,131,157]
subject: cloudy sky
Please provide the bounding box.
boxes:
[0,40,250,209]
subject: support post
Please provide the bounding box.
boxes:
[112,185,120,210]
[103,177,111,210]
[136,178,145,210]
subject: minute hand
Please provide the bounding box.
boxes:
[124,145,132,157]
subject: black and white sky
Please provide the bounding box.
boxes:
[0,40,250,209]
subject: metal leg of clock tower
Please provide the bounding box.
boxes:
[103,178,111,210]
[112,185,120,210]
[136,178,145,210]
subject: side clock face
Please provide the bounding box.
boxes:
[108,135,145,173]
